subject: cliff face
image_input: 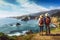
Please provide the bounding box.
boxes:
[51,11,60,17]
[9,9,60,20]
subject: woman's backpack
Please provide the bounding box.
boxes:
[45,17,51,25]
[39,18,44,25]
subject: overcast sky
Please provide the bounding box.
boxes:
[0,0,60,18]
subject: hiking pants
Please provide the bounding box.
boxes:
[46,25,50,35]
[39,26,43,32]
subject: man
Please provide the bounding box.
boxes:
[45,13,51,35]
[38,14,44,35]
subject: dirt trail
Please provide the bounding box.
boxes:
[31,33,60,40]
[31,28,60,40]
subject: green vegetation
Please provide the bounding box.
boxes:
[0,33,34,40]
[17,34,34,40]
[0,32,17,40]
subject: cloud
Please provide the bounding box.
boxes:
[49,6,60,10]
[0,0,49,18]
[17,0,49,13]
[0,10,20,18]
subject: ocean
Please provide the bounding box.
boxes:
[0,18,56,36]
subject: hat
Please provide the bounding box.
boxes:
[45,13,49,16]
[39,14,43,18]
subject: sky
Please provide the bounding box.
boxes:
[0,0,60,18]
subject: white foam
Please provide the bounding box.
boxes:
[8,32,22,36]
[50,23,56,27]
[8,30,28,36]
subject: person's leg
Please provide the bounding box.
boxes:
[39,26,42,35]
[41,26,43,35]
[46,25,48,35]
[39,26,42,32]
[47,25,50,35]
[48,25,50,34]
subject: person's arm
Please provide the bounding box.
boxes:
[43,17,46,24]
[38,18,40,25]
[50,17,51,23]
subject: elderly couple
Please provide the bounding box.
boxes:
[38,13,51,35]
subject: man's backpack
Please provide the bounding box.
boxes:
[45,17,51,25]
[39,18,44,25]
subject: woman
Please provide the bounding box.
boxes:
[45,13,51,35]
[38,14,44,35]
